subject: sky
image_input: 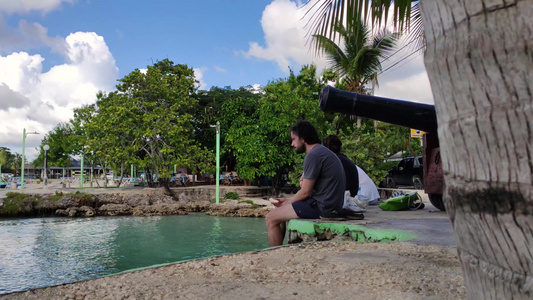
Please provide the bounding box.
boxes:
[0,0,433,160]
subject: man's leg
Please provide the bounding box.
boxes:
[265,204,298,247]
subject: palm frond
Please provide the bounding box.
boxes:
[404,3,425,53]
[304,0,418,54]
[312,34,349,77]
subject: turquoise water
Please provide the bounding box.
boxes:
[0,214,269,294]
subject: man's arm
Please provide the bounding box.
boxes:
[285,178,315,205]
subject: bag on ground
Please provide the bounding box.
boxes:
[379,192,421,211]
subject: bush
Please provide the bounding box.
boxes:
[50,191,64,203]
[224,192,240,200]
[1,192,37,216]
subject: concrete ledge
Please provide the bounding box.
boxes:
[287,219,417,244]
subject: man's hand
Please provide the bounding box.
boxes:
[270,197,289,207]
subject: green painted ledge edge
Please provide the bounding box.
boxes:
[287,219,417,242]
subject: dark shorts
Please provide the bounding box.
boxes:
[292,198,321,219]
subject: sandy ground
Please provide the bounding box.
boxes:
[1,183,465,299]
[2,242,465,300]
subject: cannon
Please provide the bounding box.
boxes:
[319,86,445,211]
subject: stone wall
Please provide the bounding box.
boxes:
[0,187,273,218]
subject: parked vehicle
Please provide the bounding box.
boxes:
[384,156,424,189]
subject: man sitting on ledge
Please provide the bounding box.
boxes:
[266,120,354,247]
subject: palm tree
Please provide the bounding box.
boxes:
[313,19,398,93]
[305,0,533,298]
[314,18,398,132]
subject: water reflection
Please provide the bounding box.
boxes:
[203,216,223,257]
[0,214,268,294]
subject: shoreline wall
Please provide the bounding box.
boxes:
[0,187,273,218]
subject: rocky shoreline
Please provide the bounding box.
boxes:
[0,187,273,218]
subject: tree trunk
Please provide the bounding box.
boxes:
[421,1,533,298]
[160,178,177,199]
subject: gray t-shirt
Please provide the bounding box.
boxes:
[303,144,346,215]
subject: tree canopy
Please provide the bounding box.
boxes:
[221,65,329,190]
[33,62,419,191]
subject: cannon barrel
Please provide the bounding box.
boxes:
[319,86,438,133]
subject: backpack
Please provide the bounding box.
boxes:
[379,192,423,211]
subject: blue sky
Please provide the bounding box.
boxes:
[44,0,291,87]
[0,0,433,158]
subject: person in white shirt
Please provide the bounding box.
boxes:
[356,166,380,205]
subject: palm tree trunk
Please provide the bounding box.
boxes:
[421,0,533,298]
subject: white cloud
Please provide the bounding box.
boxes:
[247,83,264,94]
[0,31,119,160]
[0,83,31,109]
[0,52,43,93]
[18,20,68,53]
[194,67,208,90]
[375,38,434,104]
[0,18,68,54]
[244,0,434,104]
[241,0,328,73]
[0,0,74,14]
[214,65,226,73]
[376,71,434,104]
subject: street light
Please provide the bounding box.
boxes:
[43,144,49,186]
[215,121,220,204]
[21,128,39,189]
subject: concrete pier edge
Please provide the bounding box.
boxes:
[287,219,418,243]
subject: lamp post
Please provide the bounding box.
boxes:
[43,144,49,186]
[215,121,220,204]
[80,152,84,188]
[21,128,39,189]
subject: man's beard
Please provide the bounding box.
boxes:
[295,144,305,154]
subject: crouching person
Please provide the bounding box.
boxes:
[265,120,346,246]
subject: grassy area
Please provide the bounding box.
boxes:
[239,200,260,209]
[0,192,40,216]
[224,192,240,200]
[0,191,94,216]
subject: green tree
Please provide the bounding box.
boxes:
[313,18,398,93]
[12,153,22,176]
[0,147,16,174]
[339,125,389,184]
[307,1,421,54]
[1,148,23,177]
[222,65,327,192]
[109,59,212,194]
[313,17,398,133]
[306,1,532,297]
[33,123,74,173]
[80,94,136,186]
[195,86,262,172]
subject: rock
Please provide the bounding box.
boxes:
[131,204,188,216]
[205,204,269,217]
[2,188,275,218]
[54,196,76,209]
[78,206,96,217]
[67,207,78,217]
[124,194,151,206]
[98,204,132,216]
[55,209,68,216]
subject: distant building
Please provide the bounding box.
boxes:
[23,159,103,179]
